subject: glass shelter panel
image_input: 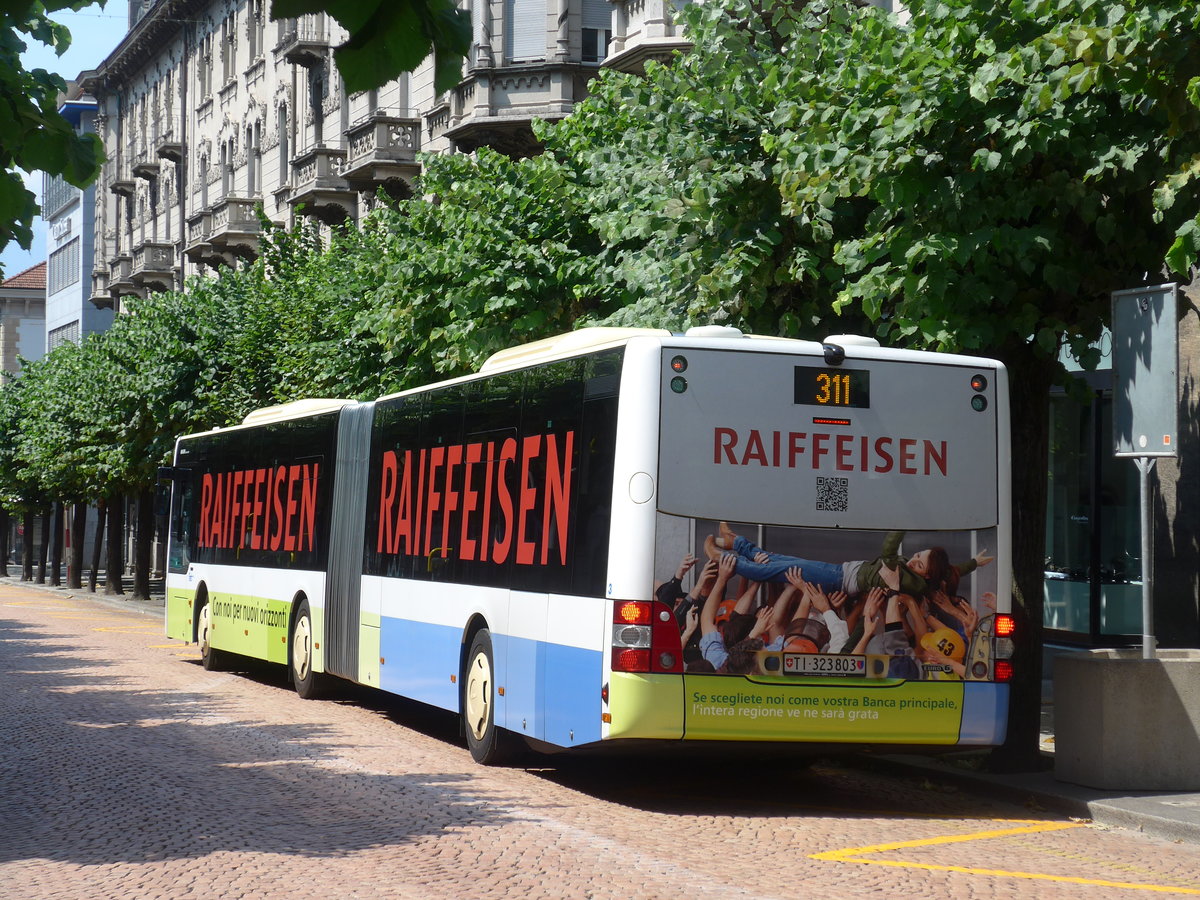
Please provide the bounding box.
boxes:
[1043,391,1141,639]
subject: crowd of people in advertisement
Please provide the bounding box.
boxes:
[654,523,997,680]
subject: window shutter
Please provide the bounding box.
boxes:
[582,0,609,30]
[505,0,545,62]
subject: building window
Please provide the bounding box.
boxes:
[581,0,611,62]
[48,238,81,295]
[505,0,545,62]
[221,17,235,84]
[221,140,232,195]
[247,123,261,194]
[198,32,214,99]
[247,0,264,60]
[581,28,611,63]
[42,174,79,218]
[278,104,290,182]
[48,320,81,350]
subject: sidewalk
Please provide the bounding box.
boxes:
[4,573,1199,844]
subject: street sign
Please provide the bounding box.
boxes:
[1111,283,1179,659]
[1112,284,1178,458]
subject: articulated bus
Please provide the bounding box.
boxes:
[161,326,1014,763]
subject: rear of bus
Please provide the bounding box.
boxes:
[602,330,1013,750]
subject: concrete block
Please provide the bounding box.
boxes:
[1055,649,1200,790]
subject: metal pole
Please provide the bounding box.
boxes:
[1136,457,1156,659]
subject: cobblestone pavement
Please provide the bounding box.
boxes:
[3,582,1200,900]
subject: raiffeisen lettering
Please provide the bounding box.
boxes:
[713,427,948,477]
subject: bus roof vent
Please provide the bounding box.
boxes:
[241,398,354,426]
[479,327,670,374]
[685,325,744,339]
[821,334,880,347]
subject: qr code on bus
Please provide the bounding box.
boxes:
[816,476,849,512]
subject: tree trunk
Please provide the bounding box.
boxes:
[50,502,64,587]
[132,488,155,601]
[989,341,1057,773]
[67,503,87,589]
[0,508,8,577]
[21,511,33,581]
[105,495,124,596]
[88,499,107,593]
[35,511,50,584]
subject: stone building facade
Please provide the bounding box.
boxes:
[80,0,690,310]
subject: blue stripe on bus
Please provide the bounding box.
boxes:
[377,616,603,749]
[542,639,603,747]
[378,618,462,713]
[958,682,1009,745]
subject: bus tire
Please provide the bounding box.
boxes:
[291,599,328,700]
[197,597,230,671]
[463,629,511,765]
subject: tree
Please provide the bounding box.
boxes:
[350,149,623,387]
[0,0,105,272]
[541,3,859,337]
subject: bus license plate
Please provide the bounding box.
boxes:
[783,653,866,677]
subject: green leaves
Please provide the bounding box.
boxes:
[0,2,105,265]
[1167,217,1200,275]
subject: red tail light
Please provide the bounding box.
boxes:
[994,614,1016,637]
[994,659,1014,682]
[612,648,651,672]
[610,600,683,674]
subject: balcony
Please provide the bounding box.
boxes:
[89,270,113,310]
[131,241,175,292]
[279,17,331,68]
[439,67,580,156]
[109,162,135,197]
[185,210,233,268]
[342,113,421,198]
[154,119,183,162]
[209,196,262,258]
[131,142,159,180]
[289,145,356,224]
[108,254,143,300]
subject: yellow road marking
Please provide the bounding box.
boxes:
[812,821,1200,894]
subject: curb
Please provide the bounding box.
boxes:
[867,753,1200,845]
[0,576,164,618]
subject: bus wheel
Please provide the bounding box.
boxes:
[464,629,511,765]
[291,600,327,700]
[197,599,229,671]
